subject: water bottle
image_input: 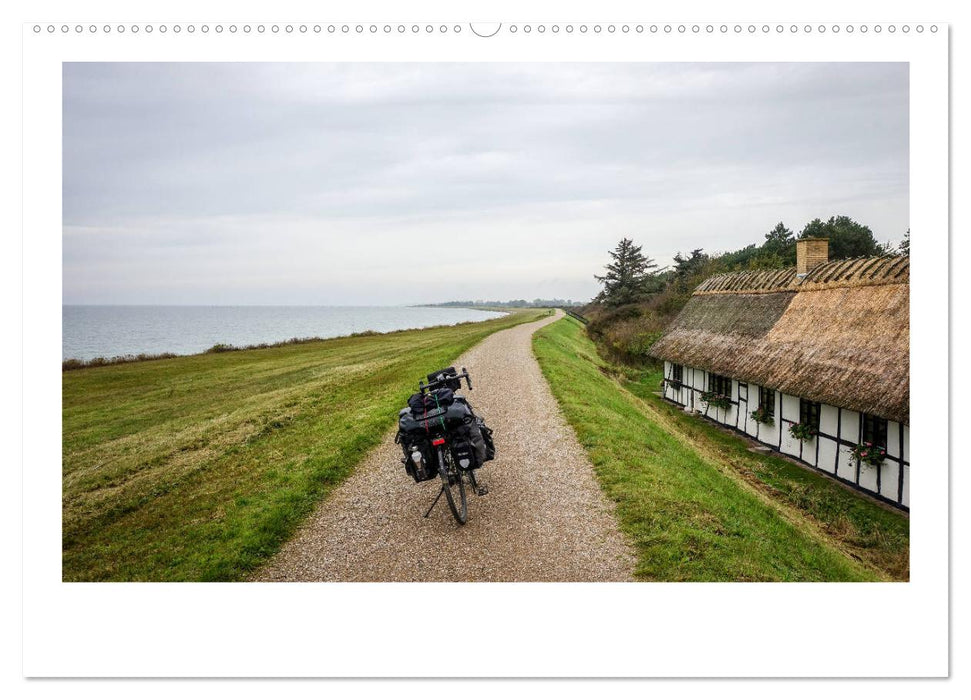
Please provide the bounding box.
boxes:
[411,450,424,478]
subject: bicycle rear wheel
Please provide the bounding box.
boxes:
[437,447,467,524]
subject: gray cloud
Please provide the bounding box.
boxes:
[63,62,908,305]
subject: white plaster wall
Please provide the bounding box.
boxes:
[802,435,820,467]
[745,383,761,437]
[692,368,706,391]
[880,460,900,502]
[841,409,861,446]
[836,422,858,483]
[779,422,801,458]
[901,425,909,507]
[778,393,798,457]
[819,404,839,438]
[859,461,879,492]
[902,464,910,507]
[817,436,838,474]
[887,421,901,458]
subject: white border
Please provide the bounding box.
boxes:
[22,22,948,678]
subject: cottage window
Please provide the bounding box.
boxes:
[671,363,683,384]
[758,387,776,418]
[862,414,888,449]
[708,373,732,397]
[799,398,821,430]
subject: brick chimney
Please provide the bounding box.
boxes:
[796,237,829,276]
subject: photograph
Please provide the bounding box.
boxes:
[61,61,910,584]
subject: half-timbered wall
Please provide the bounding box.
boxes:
[662,361,909,509]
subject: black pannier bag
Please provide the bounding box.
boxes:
[449,427,477,471]
[447,413,492,471]
[477,417,495,462]
[396,409,436,483]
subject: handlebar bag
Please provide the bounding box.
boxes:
[427,367,462,391]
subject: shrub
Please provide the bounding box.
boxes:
[62,352,179,371]
[205,343,237,353]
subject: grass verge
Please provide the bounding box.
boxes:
[533,316,909,581]
[63,310,546,581]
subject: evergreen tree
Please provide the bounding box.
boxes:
[673,248,707,277]
[899,229,910,256]
[594,238,659,306]
[671,248,708,292]
[761,221,796,265]
[800,215,889,259]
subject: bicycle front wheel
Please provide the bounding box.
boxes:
[437,447,467,525]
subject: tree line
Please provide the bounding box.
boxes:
[594,215,908,308]
[430,298,585,308]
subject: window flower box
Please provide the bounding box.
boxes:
[700,390,731,410]
[750,405,774,426]
[850,441,886,467]
[789,421,817,441]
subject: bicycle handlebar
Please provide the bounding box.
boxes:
[419,366,472,393]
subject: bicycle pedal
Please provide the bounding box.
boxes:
[475,486,489,496]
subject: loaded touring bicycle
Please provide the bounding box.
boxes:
[395,367,495,524]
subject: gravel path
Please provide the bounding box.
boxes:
[255,311,636,582]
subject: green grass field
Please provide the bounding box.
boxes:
[533,316,909,582]
[62,310,546,581]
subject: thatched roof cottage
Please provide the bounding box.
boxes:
[650,238,910,509]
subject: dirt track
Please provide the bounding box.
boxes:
[254,310,636,581]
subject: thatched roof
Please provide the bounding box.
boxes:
[650,256,909,424]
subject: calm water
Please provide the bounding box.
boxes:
[62,306,507,361]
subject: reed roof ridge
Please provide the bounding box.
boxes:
[692,254,909,295]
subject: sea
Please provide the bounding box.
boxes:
[62,305,507,361]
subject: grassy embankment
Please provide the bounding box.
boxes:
[533,316,909,582]
[63,310,546,581]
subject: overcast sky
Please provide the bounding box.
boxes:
[63,62,908,306]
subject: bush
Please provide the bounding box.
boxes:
[204,343,237,354]
[584,305,667,367]
[62,352,179,371]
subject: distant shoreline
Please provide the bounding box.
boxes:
[62,310,514,371]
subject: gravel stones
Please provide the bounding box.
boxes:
[255,311,636,582]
